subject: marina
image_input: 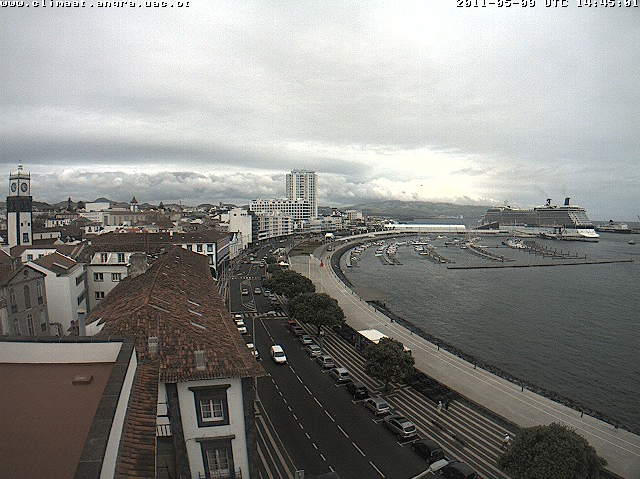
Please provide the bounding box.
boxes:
[338,232,640,436]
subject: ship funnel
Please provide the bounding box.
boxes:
[564,197,570,206]
[546,198,552,206]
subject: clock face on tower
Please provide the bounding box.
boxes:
[10,182,17,193]
[20,182,28,193]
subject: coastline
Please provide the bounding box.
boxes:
[328,241,636,436]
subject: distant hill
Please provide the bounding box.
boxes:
[322,200,491,222]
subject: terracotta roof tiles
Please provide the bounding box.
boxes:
[90,245,264,382]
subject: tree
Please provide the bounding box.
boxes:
[263,269,315,298]
[287,292,345,335]
[364,337,415,391]
[498,423,607,479]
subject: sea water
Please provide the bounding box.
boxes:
[343,233,640,432]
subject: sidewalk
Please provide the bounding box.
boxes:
[290,252,640,479]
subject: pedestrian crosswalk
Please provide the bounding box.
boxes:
[241,311,289,319]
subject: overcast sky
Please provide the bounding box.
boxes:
[1,1,638,220]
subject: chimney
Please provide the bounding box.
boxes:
[127,252,149,278]
[77,309,86,336]
[148,336,158,358]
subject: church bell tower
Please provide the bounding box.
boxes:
[7,165,32,247]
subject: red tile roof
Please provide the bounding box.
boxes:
[89,245,264,382]
[114,360,159,479]
[85,230,229,255]
[32,251,78,273]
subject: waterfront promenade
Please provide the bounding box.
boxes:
[290,249,640,479]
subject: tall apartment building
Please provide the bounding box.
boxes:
[286,169,317,219]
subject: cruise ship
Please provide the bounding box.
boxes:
[479,198,600,242]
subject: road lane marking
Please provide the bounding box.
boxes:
[370,461,385,477]
[325,411,335,422]
[314,397,323,408]
[352,442,366,456]
[337,425,349,438]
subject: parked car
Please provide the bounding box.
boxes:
[363,397,391,415]
[235,320,247,335]
[246,343,260,360]
[300,334,314,345]
[383,415,417,439]
[291,325,305,336]
[329,367,351,383]
[270,345,287,364]
[439,461,478,479]
[411,438,445,464]
[345,381,369,399]
[305,344,322,357]
[316,354,335,369]
[254,287,262,294]
[241,287,249,296]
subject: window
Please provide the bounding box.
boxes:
[207,244,213,252]
[40,310,47,332]
[36,281,43,305]
[76,273,85,286]
[77,290,86,306]
[27,313,34,335]
[199,439,235,479]
[24,285,31,309]
[190,385,230,428]
[196,244,203,253]
[94,273,104,282]
[26,254,33,261]
[9,289,17,314]
[22,233,29,243]
[205,446,230,478]
[13,318,20,335]
[111,273,122,282]
[95,291,105,300]
[200,398,224,422]
[117,253,125,263]
[100,253,108,263]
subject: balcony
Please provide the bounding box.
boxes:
[198,470,242,479]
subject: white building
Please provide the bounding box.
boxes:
[87,246,265,478]
[85,250,139,311]
[29,252,87,336]
[249,197,313,221]
[227,208,294,248]
[286,169,317,218]
[227,208,256,250]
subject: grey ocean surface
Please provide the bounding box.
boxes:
[342,233,640,433]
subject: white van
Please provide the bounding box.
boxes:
[270,345,287,364]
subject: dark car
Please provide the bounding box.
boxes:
[345,381,369,400]
[291,325,305,336]
[410,438,444,464]
[439,461,478,479]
